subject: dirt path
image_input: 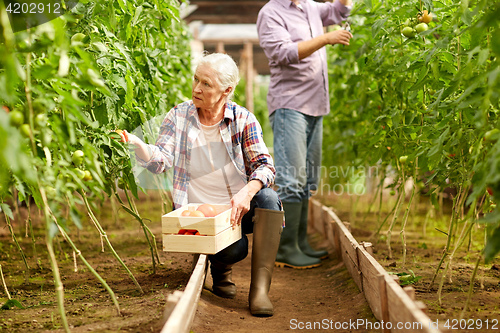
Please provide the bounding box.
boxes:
[1,193,379,332]
[192,234,379,333]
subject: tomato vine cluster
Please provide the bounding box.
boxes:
[402,9,432,38]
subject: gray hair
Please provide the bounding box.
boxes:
[197,52,240,100]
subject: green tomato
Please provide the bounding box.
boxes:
[428,89,436,96]
[399,155,408,165]
[72,150,85,165]
[402,27,416,38]
[118,178,126,190]
[20,124,31,137]
[83,170,93,181]
[75,168,86,180]
[71,33,86,45]
[390,190,396,196]
[415,23,429,34]
[9,110,24,127]
[35,113,47,128]
[484,129,500,143]
[45,186,56,197]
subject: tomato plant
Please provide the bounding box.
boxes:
[323,0,500,308]
[0,0,192,330]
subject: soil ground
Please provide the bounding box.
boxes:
[1,191,378,333]
[319,191,500,333]
[192,233,378,333]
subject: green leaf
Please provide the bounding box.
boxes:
[371,18,387,39]
[461,9,473,26]
[491,29,500,56]
[0,203,13,220]
[422,0,434,12]
[1,299,24,310]
[132,5,143,26]
[484,227,500,263]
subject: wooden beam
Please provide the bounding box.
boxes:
[377,274,391,333]
[216,41,225,53]
[161,254,208,333]
[190,1,267,6]
[358,246,387,321]
[185,15,258,24]
[385,274,438,333]
[244,42,254,113]
[201,38,260,45]
[338,221,363,291]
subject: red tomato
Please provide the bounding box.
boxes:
[487,187,494,196]
[180,210,191,217]
[189,210,205,218]
[196,204,216,217]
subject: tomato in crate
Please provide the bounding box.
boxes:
[162,203,241,254]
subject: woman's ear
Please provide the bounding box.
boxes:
[223,86,232,96]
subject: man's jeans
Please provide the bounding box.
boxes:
[210,187,281,265]
[269,108,323,203]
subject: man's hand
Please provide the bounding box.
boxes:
[338,0,353,6]
[323,29,353,46]
[230,180,263,227]
[298,29,353,59]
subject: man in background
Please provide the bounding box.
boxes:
[257,0,353,269]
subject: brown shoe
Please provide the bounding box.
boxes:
[209,258,236,299]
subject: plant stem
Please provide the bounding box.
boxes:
[39,188,70,333]
[460,255,481,319]
[0,264,11,300]
[81,192,144,294]
[401,178,416,267]
[122,188,161,269]
[386,167,406,259]
[3,209,30,281]
[45,205,121,315]
[377,170,386,227]
[26,198,40,268]
[362,176,382,224]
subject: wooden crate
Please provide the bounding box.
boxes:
[162,204,241,254]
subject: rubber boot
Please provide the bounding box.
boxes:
[298,200,329,259]
[275,202,321,269]
[209,257,236,299]
[249,208,283,316]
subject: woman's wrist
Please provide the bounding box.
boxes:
[247,179,263,197]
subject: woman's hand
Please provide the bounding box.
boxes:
[230,180,263,227]
[116,130,152,161]
[117,130,141,146]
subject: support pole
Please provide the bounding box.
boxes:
[244,41,254,113]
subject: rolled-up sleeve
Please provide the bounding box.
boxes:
[257,11,300,66]
[138,110,176,174]
[242,113,276,187]
[317,0,352,26]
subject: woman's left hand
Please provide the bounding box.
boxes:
[230,180,263,227]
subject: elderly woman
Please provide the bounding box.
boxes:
[119,53,283,317]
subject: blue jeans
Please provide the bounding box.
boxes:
[269,108,323,203]
[209,187,281,265]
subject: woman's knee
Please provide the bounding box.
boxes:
[252,187,281,211]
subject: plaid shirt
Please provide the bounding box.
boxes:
[137,100,276,210]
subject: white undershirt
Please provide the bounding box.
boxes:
[188,123,246,204]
